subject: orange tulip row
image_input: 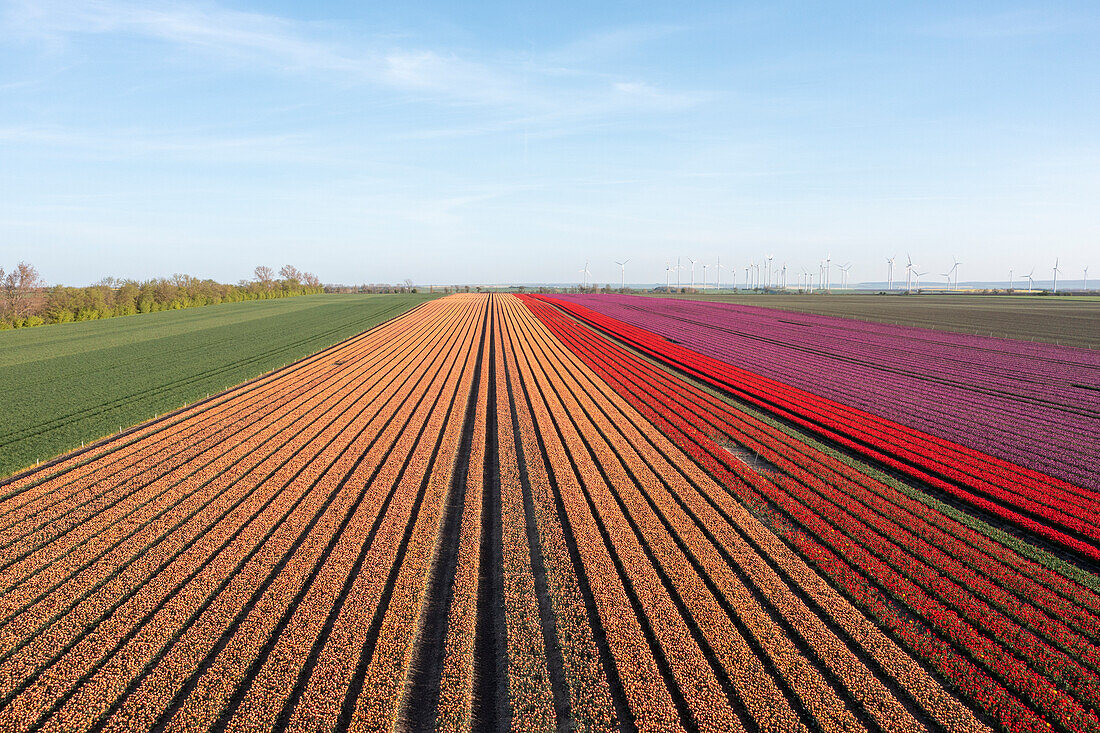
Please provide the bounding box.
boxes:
[273,297,489,733]
[0,296,484,733]
[491,302,559,733]
[0,299,432,519]
[497,299,618,732]
[168,296,488,733]
[433,307,491,732]
[0,298,442,610]
[503,296,731,732]
[339,297,490,733]
[0,327,415,672]
[0,298,465,717]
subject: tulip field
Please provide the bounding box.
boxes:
[1,293,1098,733]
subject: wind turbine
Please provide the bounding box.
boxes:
[905,254,913,294]
[766,254,774,289]
[839,263,851,289]
[886,255,896,291]
[688,257,697,289]
[676,257,682,289]
[1053,258,1060,294]
[1026,268,1035,293]
[825,254,832,292]
[914,270,927,291]
[951,256,961,291]
[702,263,710,290]
[578,261,591,289]
[745,264,750,289]
[716,256,724,290]
[614,259,629,290]
[665,262,672,291]
[1009,268,1013,291]
[940,270,952,290]
[781,263,787,290]
[1085,266,1090,292]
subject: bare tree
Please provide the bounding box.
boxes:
[254,265,275,285]
[302,272,321,288]
[2,262,44,317]
[279,265,302,282]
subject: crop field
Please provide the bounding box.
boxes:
[0,294,435,478]
[1,293,1098,733]
[653,294,1100,349]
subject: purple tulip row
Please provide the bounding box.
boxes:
[553,295,1100,492]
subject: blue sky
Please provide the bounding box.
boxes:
[1,1,1097,287]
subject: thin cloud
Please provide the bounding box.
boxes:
[2,0,702,117]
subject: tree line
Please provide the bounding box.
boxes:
[0,263,323,330]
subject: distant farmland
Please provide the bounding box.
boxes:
[0,294,435,478]
[1,293,1097,733]
[653,293,1100,348]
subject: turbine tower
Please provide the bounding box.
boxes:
[825,254,831,292]
[905,254,913,294]
[1085,266,1090,292]
[839,263,851,289]
[665,262,672,291]
[716,256,724,290]
[1026,268,1035,293]
[886,255,896,291]
[766,254,774,289]
[702,263,709,290]
[1053,258,1061,294]
[914,270,927,291]
[951,256,961,291]
[1009,268,1013,291]
[688,257,697,289]
[578,261,591,289]
[614,259,629,290]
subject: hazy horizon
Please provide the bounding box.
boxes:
[2,1,1097,287]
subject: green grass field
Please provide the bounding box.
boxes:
[644,293,1100,348]
[0,293,435,478]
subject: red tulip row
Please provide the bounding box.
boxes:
[521,294,1100,733]
[510,295,988,733]
[537,296,1100,562]
[530,299,1100,642]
